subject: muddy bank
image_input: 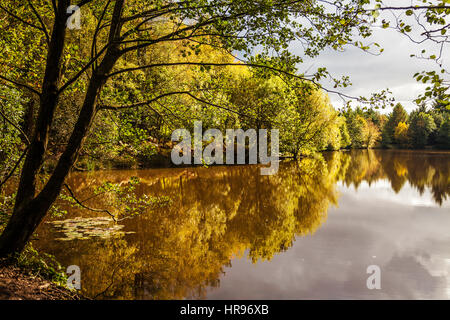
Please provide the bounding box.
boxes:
[0,262,82,300]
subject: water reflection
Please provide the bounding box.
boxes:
[34,150,450,299]
[335,150,450,205]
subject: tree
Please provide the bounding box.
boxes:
[277,86,340,158]
[228,73,284,131]
[1,1,449,257]
[339,119,351,149]
[346,113,368,149]
[382,103,408,145]
[377,1,450,108]
[437,115,450,149]
[394,122,410,145]
[408,111,437,148]
[0,0,394,257]
[428,110,444,145]
[0,86,27,183]
[364,120,381,149]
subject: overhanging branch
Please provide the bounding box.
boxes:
[63,183,117,222]
[0,75,41,96]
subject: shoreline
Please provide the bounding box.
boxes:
[0,261,82,300]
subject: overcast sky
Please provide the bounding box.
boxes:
[291,1,448,113]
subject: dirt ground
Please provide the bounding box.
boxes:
[0,263,81,300]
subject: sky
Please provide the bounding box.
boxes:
[291,1,448,113]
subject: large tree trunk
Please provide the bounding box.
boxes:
[21,97,35,139]
[0,0,70,257]
[0,65,116,255]
[20,33,48,141]
[0,0,124,257]
[13,0,70,212]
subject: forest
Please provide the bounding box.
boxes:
[0,0,448,282]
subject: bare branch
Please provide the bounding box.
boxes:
[98,91,199,110]
[91,0,112,71]
[0,3,46,32]
[27,0,50,44]
[77,0,95,9]
[375,5,449,11]
[107,61,309,80]
[183,92,255,119]
[63,183,117,222]
[99,90,265,120]
[0,147,28,190]
[0,109,31,145]
[0,74,41,96]
[58,44,110,94]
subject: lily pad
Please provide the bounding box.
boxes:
[47,217,129,241]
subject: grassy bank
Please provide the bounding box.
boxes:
[0,245,83,300]
[0,262,81,300]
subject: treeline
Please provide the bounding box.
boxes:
[1,23,449,178]
[338,101,449,151]
[0,21,349,171]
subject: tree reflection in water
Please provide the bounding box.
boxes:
[34,150,450,299]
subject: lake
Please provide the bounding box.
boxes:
[33,150,450,299]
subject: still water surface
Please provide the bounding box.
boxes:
[34,150,450,299]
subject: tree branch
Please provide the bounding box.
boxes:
[99,90,263,120]
[106,61,308,80]
[0,4,44,31]
[0,147,28,190]
[27,0,50,44]
[0,109,31,145]
[58,44,110,94]
[63,183,117,222]
[98,91,200,110]
[0,75,41,96]
[375,5,449,11]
